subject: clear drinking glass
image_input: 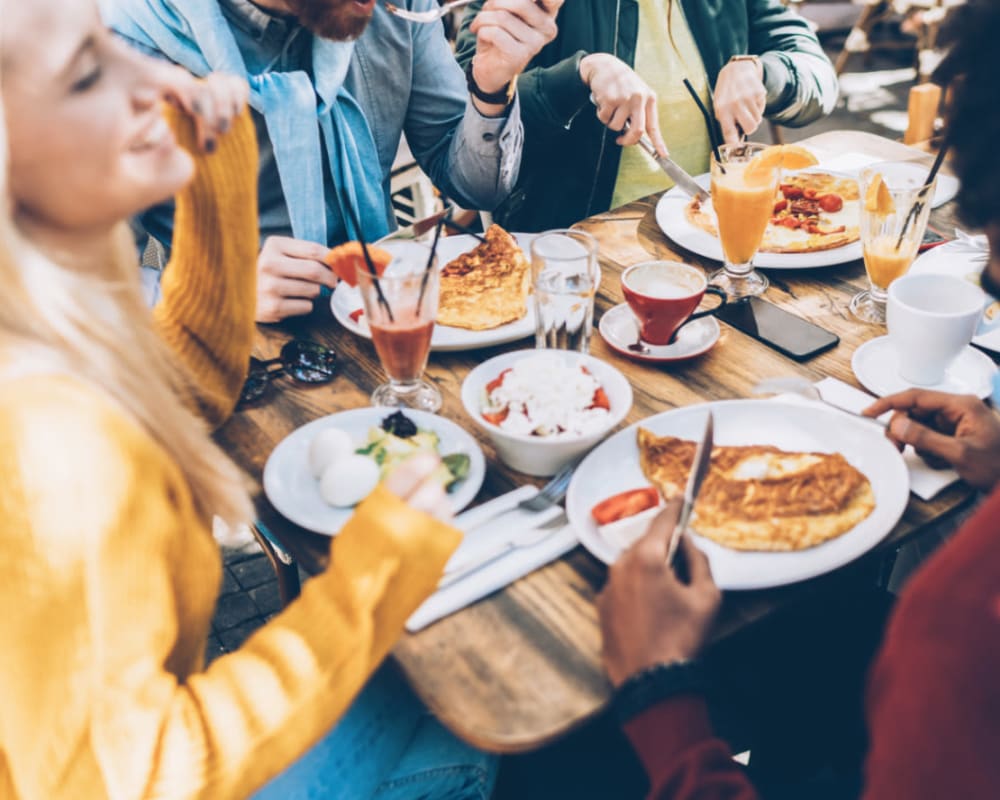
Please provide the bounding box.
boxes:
[356,241,442,412]
[530,229,600,352]
[708,142,779,299]
[851,162,937,325]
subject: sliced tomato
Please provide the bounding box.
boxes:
[781,185,804,200]
[591,487,660,526]
[485,368,512,395]
[349,308,365,323]
[590,387,611,410]
[481,408,509,426]
[818,193,844,213]
[776,216,802,229]
[773,199,788,214]
[803,187,818,200]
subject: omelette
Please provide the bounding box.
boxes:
[636,428,875,552]
[437,225,531,330]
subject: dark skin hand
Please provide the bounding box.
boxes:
[597,499,722,688]
[864,389,1000,491]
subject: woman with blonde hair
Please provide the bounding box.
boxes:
[0,1,493,798]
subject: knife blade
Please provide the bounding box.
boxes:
[634,135,710,201]
[666,410,714,565]
[375,205,455,245]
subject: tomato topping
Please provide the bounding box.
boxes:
[818,193,844,213]
[781,185,804,200]
[349,308,365,323]
[803,187,818,200]
[485,368,512,395]
[776,216,802,229]
[481,408,509,426]
[773,199,788,214]
[590,387,611,410]
[591,487,661,526]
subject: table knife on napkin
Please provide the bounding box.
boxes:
[666,410,714,565]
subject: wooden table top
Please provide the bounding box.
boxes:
[216,130,977,753]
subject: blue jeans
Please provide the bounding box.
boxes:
[253,664,498,800]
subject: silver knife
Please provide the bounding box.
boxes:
[375,205,455,245]
[634,135,710,202]
[666,410,714,565]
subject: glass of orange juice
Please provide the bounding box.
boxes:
[357,241,442,412]
[852,162,937,324]
[708,142,780,299]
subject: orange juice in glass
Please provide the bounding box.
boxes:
[851,162,937,324]
[709,143,779,299]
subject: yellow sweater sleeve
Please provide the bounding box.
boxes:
[153,107,259,429]
[0,375,461,800]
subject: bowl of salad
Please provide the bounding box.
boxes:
[461,349,632,476]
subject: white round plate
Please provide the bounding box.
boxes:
[852,335,997,400]
[263,408,485,535]
[655,173,863,269]
[566,399,909,590]
[598,303,720,363]
[331,233,537,352]
[910,241,1000,353]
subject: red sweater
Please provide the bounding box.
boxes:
[624,487,1000,799]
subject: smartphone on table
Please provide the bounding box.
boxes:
[716,297,839,362]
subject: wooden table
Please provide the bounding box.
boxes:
[216,130,976,753]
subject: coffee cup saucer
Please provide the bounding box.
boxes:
[599,303,720,363]
[851,335,997,400]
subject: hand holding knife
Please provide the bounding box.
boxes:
[666,411,714,566]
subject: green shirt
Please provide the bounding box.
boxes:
[611,0,712,208]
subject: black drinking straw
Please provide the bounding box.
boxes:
[344,200,394,322]
[895,138,950,250]
[683,78,725,171]
[441,216,488,243]
[417,214,446,316]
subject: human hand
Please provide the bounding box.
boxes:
[469,0,563,98]
[256,236,338,323]
[160,69,249,153]
[864,389,1000,490]
[712,58,766,145]
[383,453,454,522]
[580,53,667,156]
[597,499,721,687]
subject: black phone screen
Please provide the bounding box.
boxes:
[716,297,839,361]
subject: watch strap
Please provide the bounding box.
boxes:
[613,660,708,725]
[465,59,514,106]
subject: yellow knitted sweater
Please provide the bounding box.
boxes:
[0,111,460,799]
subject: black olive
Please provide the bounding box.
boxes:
[381,410,418,438]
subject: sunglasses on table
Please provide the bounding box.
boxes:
[239,339,337,405]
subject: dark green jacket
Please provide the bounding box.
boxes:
[456,0,837,231]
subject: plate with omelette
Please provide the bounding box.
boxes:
[331,226,537,351]
[565,400,909,590]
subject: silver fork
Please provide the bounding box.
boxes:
[383,0,476,23]
[751,376,888,428]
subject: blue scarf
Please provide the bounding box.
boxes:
[103,0,388,244]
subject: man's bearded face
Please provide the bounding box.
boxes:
[285,0,374,41]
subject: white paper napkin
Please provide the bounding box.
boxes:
[407,488,578,632]
[813,377,960,501]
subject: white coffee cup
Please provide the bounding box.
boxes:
[887,273,985,385]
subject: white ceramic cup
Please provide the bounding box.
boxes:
[887,273,985,385]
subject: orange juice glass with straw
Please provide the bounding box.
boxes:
[852,162,937,324]
[709,143,816,299]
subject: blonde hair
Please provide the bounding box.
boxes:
[0,99,252,530]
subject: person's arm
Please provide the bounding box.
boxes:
[0,384,460,800]
[746,0,837,128]
[153,103,258,428]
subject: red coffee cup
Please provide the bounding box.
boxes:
[621,261,726,345]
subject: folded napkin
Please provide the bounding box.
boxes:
[407,488,578,632]
[814,377,960,501]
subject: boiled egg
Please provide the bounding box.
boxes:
[319,454,380,507]
[309,427,354,478]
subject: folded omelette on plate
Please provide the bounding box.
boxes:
[637,428,875,551]
[437,225,531,330]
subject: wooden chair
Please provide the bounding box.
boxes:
[249,523,301,607]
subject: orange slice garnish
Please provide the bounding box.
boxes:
[323,241,393,287]
[863,173,896,216]
[744,144,819,184]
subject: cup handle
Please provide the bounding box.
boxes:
[683,286,728,326]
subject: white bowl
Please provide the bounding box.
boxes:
[461,349,633,476]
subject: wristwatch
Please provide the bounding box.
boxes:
[729,54,762,72]
[465,59,515,106]
[612,660,707,724]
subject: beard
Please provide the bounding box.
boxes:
[285,0,373,40]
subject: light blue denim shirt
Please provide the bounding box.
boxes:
[117,0,522,249]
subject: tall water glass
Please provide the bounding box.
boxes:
[708,142,778,299]
[356,241,442,412]
[530,229,600,352]
[851,162,937,324]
